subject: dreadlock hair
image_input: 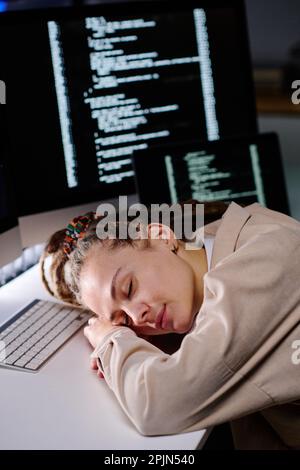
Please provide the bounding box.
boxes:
[40,200,229,307]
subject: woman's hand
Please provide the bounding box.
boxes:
[90,356,105,379]
[85,316,122,381]
[84,315,121,349]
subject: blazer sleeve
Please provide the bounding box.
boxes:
[92,226,299,436]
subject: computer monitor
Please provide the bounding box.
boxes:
[0,0,257,224]
[132,132,291,215]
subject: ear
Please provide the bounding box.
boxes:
[146,223,178,250]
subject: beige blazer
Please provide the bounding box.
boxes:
[93,202,300,449]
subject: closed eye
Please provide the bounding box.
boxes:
[127,280,133,299]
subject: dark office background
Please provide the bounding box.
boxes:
[246,0,300,221]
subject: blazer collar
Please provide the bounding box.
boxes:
[205,202,252,269]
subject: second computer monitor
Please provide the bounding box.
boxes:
[132,132,290,215]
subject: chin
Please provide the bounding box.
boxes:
[177,318,195,334]
[174,324,189,334]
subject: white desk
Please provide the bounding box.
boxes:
[0,264,209,450]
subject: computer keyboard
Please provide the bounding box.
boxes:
[0,299,93,372]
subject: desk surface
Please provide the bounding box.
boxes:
[0,264,208,450]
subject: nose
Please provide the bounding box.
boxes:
[124,302,150,326]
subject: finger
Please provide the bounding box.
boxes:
[88,317,97,326]
[97,369,104,379]
[90,357,98,370]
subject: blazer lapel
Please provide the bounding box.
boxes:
[207,202,252,269]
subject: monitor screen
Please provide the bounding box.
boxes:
[132,132,290,215]
[0,0,257,217]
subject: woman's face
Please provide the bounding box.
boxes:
[79,234,203,336]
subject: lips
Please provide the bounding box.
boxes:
[155,305,166,329]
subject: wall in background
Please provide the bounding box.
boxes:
[245,0,300,66]
[245,0,300,219]
[259,116,300,220]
